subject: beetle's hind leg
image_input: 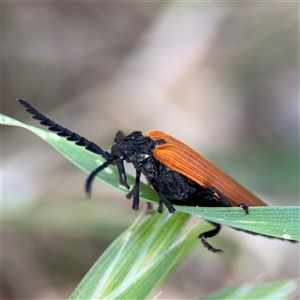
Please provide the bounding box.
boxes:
[204,186,231,207]
[205,187,249,214]
[198,222,224,254]
[239,203,249,215]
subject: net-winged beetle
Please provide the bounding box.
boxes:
[19,99,283,253]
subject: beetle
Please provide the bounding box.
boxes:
[18,99,270,253]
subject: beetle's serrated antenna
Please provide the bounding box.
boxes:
[18,99,110,160]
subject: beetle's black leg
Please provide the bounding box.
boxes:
[157,194,176,214]
[146,202,153,213]
[126,189,134,199]
[204,186,231,207]
[198,222,224,254]
[126,169,141,211]
[239,203,249,215]
[205,187,250,214]
[157,200,164,213]
[116,159,130,189]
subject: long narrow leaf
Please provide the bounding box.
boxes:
[201,279,298,300]
[1,113,299,241]
[69,210,190,299]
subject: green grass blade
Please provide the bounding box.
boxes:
[69,210,190,299]
[176,206,300,241]
[2,113,299,241]
[201,279,298,300]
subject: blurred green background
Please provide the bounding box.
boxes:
[2,2,299,299]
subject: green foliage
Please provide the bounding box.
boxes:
[69,210,190,299]
[2,112,299,299]
[201,279,298,300]
[1,113,298,241]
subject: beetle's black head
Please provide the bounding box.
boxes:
[86,131,165,197]
[111,131,154,167]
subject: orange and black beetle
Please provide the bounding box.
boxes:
[19,99,270,253]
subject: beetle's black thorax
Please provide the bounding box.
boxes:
[111,131,155,169]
